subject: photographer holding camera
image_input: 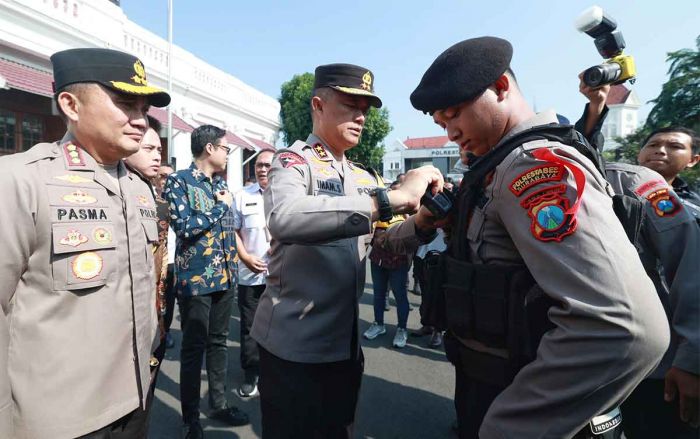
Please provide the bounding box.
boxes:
[411,36,669,439]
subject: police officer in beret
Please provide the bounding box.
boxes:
[410,37,669,438]
[250,63,443,438]
[0,48,168,438]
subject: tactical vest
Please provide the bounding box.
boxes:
[424,124,644,386]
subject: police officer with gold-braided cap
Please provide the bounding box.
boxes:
[411,36,669,438]
[250,63,444,438]
[0,48,169,438]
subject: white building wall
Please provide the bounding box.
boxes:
[0,0,280,190]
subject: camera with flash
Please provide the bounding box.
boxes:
[575,6,636,87]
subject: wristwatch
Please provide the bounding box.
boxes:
[370,187,393,222]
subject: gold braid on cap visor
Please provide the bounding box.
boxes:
[109,80,166,95]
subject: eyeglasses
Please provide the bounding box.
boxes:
[212,143,232,155]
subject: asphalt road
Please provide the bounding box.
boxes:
[148,269,456,439]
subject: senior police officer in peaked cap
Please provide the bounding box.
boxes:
[250,63,444,438]
[0,48,169,438]
[410,37,669,438]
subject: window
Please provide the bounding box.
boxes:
[0,110,16,153]
[22,114,43,151]
[0,110,45,154]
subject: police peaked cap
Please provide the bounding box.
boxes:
[410,36,513,114]
[314,63,383,108]
[51,48,171,107]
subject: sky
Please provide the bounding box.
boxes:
[122,0,700,145]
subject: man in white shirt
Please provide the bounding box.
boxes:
[233,149,274,397]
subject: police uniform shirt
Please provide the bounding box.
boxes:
[232,183,270,287]
[250,134,426,363]
[672,176,700,224]
[0,139,159,439]
[606,163,700,377]
[463,111,669,438]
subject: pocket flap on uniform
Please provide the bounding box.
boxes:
[52,223,116,255]
[46,185,108,207]
[141,220,160,243]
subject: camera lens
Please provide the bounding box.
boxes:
[583,63,622,87]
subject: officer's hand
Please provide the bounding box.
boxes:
[242,255,268,274]
[215,190,233,207]
[389,166,444,214]
[664,366,700,427]
[414,206,451,232]
[578,72,610,108]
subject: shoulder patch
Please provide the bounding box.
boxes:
[520,184,577,242]
[647,188,682,217]
[509,164,565,196]
[634,179,667,197]
[278,151,307,169]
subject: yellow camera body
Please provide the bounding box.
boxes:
[608,54,636,84]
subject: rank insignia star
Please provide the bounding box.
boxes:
[313,144,329,159]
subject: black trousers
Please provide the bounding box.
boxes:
[164,263,177,333]
[621,378,698,439]
[179,288,235,424]
[237,283,265,376]
[258,345,364,439]
[444,333,622,439]
[77,406,149,439]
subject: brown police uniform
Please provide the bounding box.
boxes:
[411,37,669,439]
[0,48,169,439]
[251,134,423,363]
[0,139,159,438]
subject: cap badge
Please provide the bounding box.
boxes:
[361,71,372,90]
[132,60,147,85]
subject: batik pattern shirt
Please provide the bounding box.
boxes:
[164,163,237,297]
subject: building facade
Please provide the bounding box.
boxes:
[0,0,280,186]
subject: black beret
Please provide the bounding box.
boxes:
[315,63,382,108]
[51,48,171,107]
[410,36,512,113]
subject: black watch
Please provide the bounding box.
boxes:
[370,187,393,222]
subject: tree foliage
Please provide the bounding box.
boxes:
[278,72,391,169]
[613,35,700,189]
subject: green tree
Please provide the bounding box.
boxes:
[612,35,700,188]
[278,72,392,170]
[279,72,314,146]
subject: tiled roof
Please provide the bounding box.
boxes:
[148,107,194,133]
[403,135,450,149]
[225,131,254,150]
[0,57,54,97]
[606,84,632,105]
[244,136,275,151]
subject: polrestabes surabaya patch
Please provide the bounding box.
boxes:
[509,164,565,196]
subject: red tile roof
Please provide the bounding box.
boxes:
[244,136,276,151]
[148,107,194,133]
[225,131,254,151]
[606,84,631,105]
[0,57,54,97]
[403,135,450,149]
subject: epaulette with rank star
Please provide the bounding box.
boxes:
[62,142,86,167]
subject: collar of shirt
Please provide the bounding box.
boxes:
[244,182,263,195]
[188,162,222,185]
[499,110,559,146]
